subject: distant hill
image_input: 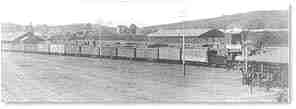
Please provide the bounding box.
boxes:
[0,23,117,34]
[1,10,289,41]
[142,10,288,32]
[1,23,118,40]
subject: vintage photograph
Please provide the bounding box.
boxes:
[0,0,291,103]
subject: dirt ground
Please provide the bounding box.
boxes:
[1,52,280,103]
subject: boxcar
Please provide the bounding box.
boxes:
[208,55,227,66]
[24,44,38,53]
[136,48,158,60]
[81,46,99,56]
[117,47,135,58]
[159,47,181,61]
[183,47,208,63]
[37,44,50,54]
[15,44,23,52]
[100,47,117,57]
[11,44,24,52]
[50,44,65,55]
[64,44,81,56]
[1,43,12,51]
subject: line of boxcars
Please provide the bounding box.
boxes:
[1,43,288,88]
[2,43,221,65]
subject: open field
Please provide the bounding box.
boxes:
[1,51,280,103]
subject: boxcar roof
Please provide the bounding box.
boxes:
[147,29,212,37]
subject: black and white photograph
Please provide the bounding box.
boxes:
[0,0,292,104]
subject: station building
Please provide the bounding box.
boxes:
[147,28,227,50]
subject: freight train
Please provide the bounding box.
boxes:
[1,43,217,65]
[1,42,288,88]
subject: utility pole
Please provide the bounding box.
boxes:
[242,29,252,95]
[182,23,186,76]
[178,8,187,77]
[100,25,102,47]
[178,15,186,76]
[242,30,247,79]
[97,24,102,47]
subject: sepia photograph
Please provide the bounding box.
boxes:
[0,0,292,104]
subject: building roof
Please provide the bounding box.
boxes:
[12,32,45,44]
[1,32,26,41]
[198,29,225,38]
[147,29,212,37]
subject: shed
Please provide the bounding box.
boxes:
[235,47,288,64]
[225,29,288,47]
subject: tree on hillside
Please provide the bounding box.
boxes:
[117,25,129,34]
[244,19,265,29]
[129,24,137,34]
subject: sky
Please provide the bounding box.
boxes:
[0,0,290,27]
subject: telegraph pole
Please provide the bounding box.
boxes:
[242,29,252,95]
[99,25,102,46]
[177,9,186,77]
[242,31,247,80]
[182,26,186,76]
[179,16,186,77]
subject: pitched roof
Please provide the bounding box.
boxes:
[1,32,26,41]
[198,29,225,38]
[12,32,45,44]
[147,29,212,37]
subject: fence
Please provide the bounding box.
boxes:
[243,62,289,88]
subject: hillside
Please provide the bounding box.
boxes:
[1,23,118,41]
[142,10,288,32]
[0,23,117,35]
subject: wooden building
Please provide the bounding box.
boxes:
[147,29,226,49]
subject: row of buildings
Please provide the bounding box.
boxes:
[2,25,288,55]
